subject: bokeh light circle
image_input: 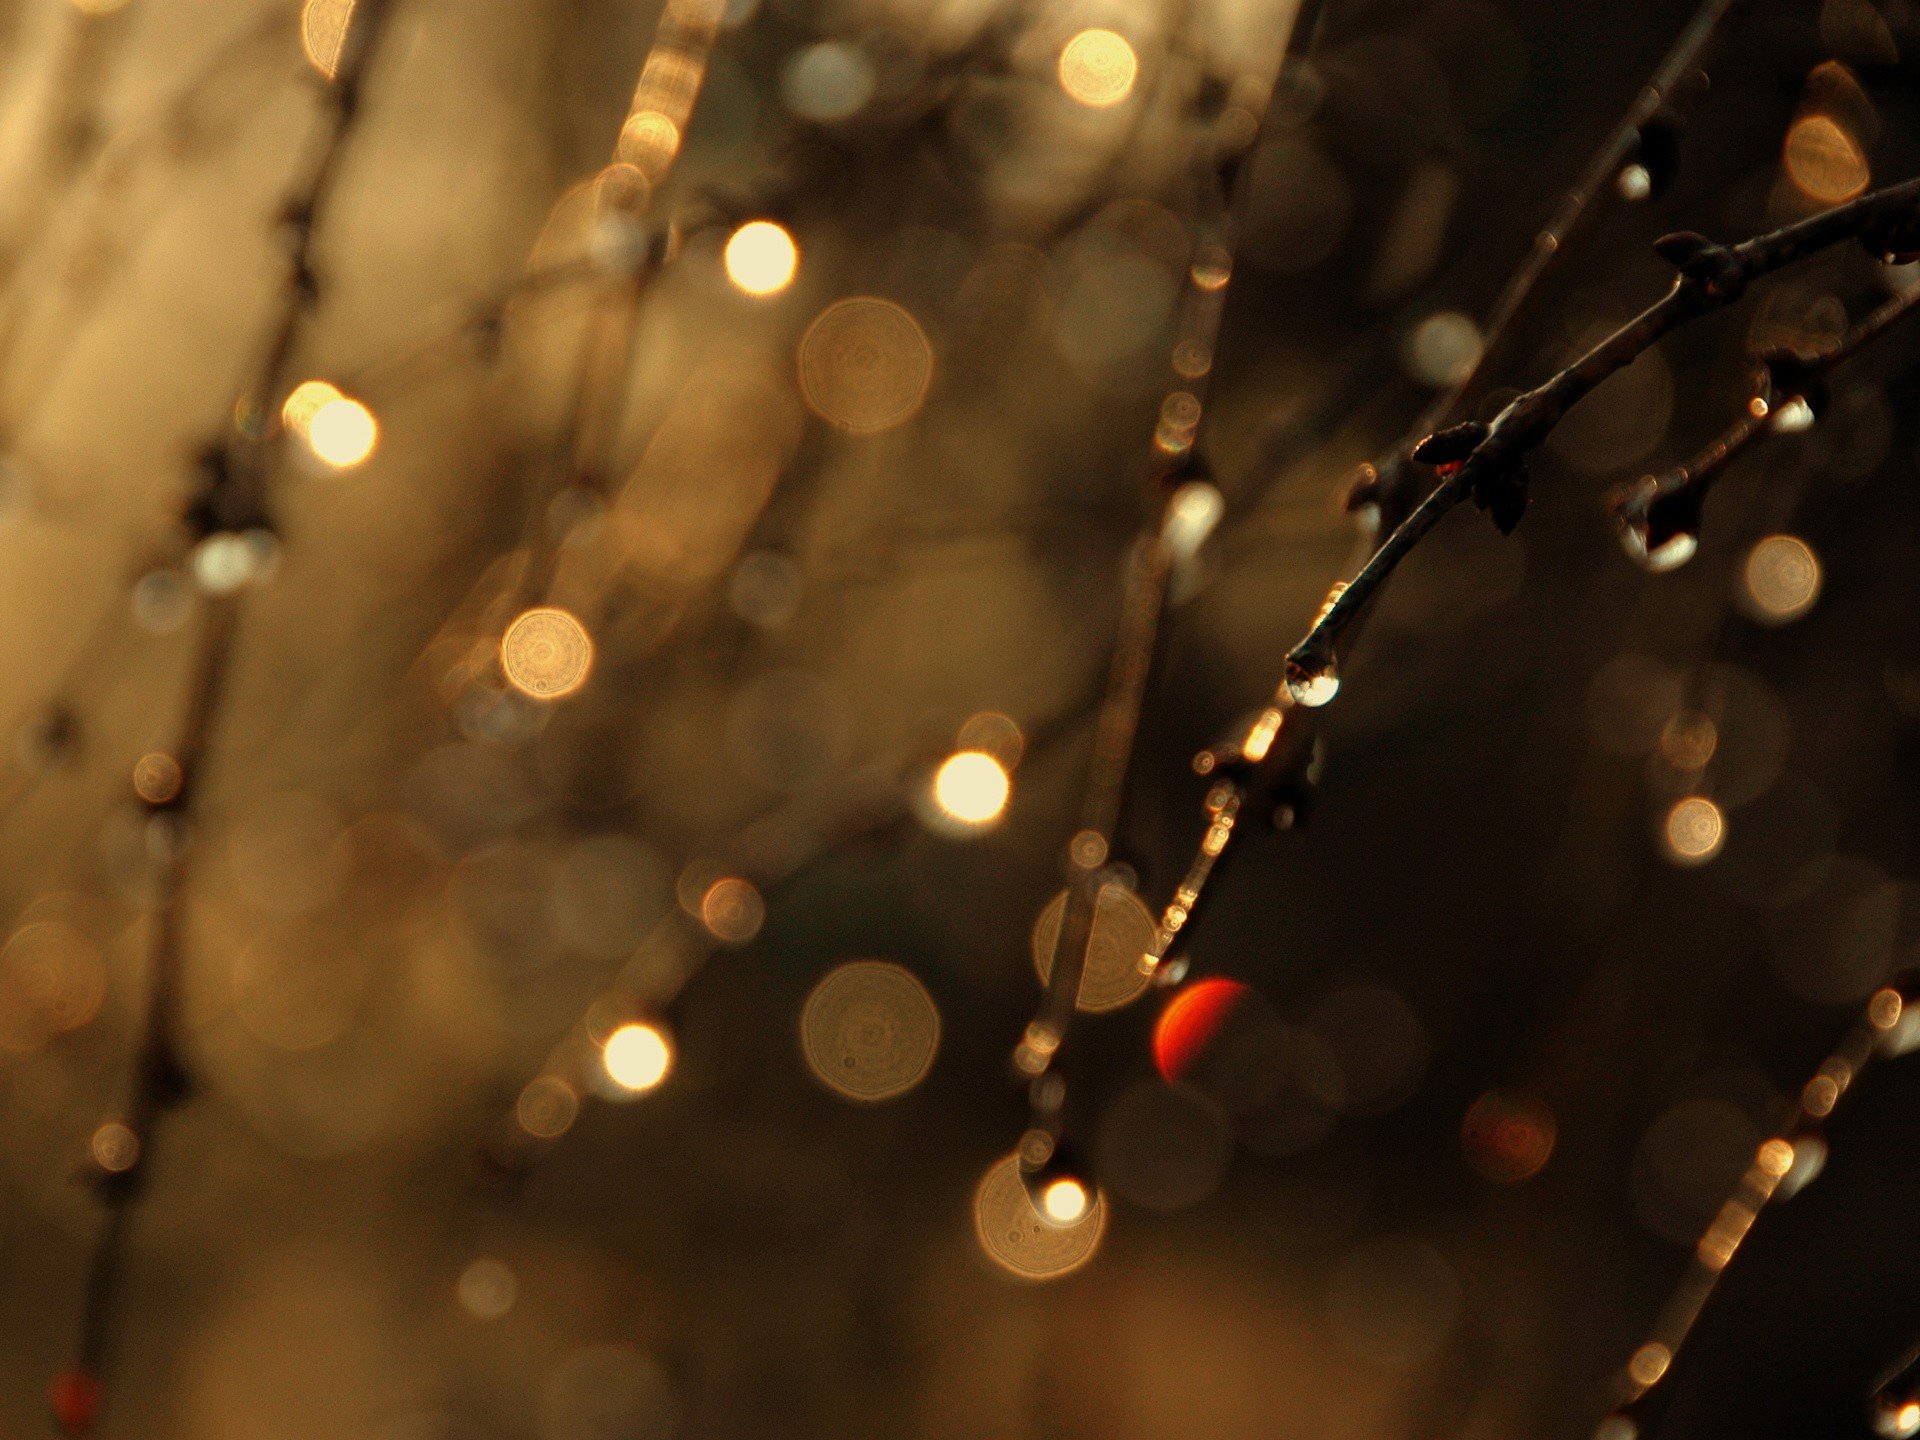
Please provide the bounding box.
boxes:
[796,297,933,435]
[972,1152,1106,1280]
[1058,29,1138,107]
[800,960,941,1101]
[1032,883,1156,1013]
[501,607,594,699]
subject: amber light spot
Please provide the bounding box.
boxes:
[500,608,593,699]
[1461,1090,1557,1183]
[602,1022,672,1093]
[1058,29,1138,107]
[1783,114,1869,203]
[724,221,799,296]
[932,750,1010,827]
[1662,796,1725,866]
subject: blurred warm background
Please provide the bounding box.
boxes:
[2,0,1920,1437]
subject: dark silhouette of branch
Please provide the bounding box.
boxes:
[52,5,401,1434]
[1370,0,1744,515]
[1284,174,1920,693]
[1610,280,1920,567]
[1005,0,1331,1199]
[1144,0,1749,972]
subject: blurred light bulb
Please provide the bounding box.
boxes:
[932,750,1010,826]
[724,221,799,296]
[305,395,378,468]
[603,1022,672,1093]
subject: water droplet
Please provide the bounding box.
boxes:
[1618,520,1698,574]
[1771,395,1816,433]
[1616,163,1653,202]
[1285,657,1339,708]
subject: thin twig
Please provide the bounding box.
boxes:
[1144,0,1749,970]
[1286,175,1920,686]
[1611,280,1920,559]
[1600,977,1920,1431]
[1007,0,1329,1180]
[54,5,400,1432]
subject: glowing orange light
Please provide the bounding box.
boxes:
[305,394,378,469]
[501,607,594,699]
[1662,796,1725,865]
[1153,977,1250,1083]
[1784,114,1869,203]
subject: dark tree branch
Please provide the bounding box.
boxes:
[1603,976,1920,1432]
[54,5,400,1432]
[1284,175,1920,693]
[1611,279,1920,564]
[1143,0,1749,973]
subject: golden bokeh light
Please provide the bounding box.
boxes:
[972,1152,1106,1281]
[1031,882,1156,1013]
[90,1121,139,1174]
[1783,113,1869,203]
[1741,534,1821,624]
[456,1257,518,1320]
[699,876,765,944]
[602,1021,673,1093]
[1058,29,1138,108]
[301,0,354,79]
[1662,795,1726,866]
[796,297,933,434]
[724,221,799,296]
[516,1075,580,1139]
[1040,1176,1090,1224]
[500,607,594,699]
[304,394,379,469]
[931,750,1010,827]
[0,920,107,1054]
[132,751,184,806]
[617,110,682,181]
[282,379,341,436]
[800,960,941,1101]
[1627,1341,1672,1389]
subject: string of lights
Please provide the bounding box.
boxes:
[49,2,401,1432]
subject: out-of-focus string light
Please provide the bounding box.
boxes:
[931,750,1010,827]
[724,220,798,296]
[602,1021,673,1093]
[1057,29,1138,108]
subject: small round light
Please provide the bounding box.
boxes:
[724,221,799,296]
[1040,1176,1090,1224]
[931,751,1010,827]
[602,1022,672,1093]
[305,395,378,469]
